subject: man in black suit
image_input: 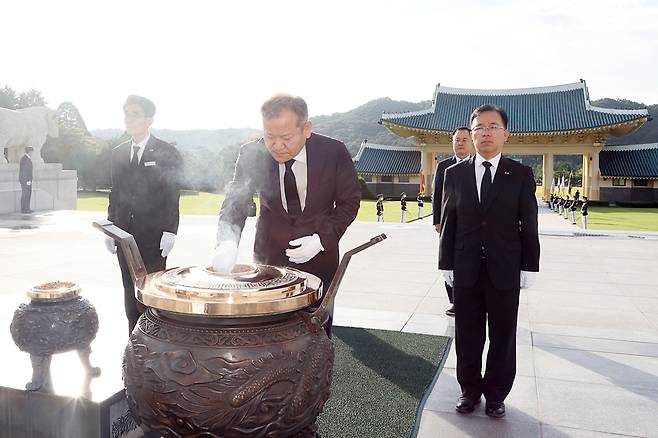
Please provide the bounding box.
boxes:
[213,94,361,332]
[105,95,182,334]
[19,146,34,214]
[439,104,540,418]
[433,127,473,316]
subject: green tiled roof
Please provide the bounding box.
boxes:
[600,144,658,178]
[380,80,648,134]
[354,142,420,175]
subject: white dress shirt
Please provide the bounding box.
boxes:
[278,146,308,212]
[130,133,151,164]
[474,152,501,202]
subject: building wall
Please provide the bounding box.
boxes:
[365,182,421,198]
[600,187,658,202]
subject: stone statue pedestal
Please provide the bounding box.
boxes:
[0,163,77,214]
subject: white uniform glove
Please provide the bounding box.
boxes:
[520,271,537,289]
[160,232,176,257]
[441,269,454,288]
[286,234,324,264]
[104,236,117,254]
[212,240,239,273]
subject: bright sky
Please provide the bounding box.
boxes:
[3,0,657,130]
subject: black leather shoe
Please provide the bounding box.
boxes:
[445,305,455,317]
[485,401,505,418]
[455,395,481,414]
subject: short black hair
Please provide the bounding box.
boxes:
[451,127,471,136]
[124,95,156,117]
[470,104,508,129]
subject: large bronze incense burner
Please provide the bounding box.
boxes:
[94,220,385,438]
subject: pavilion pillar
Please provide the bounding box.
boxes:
[582,153,590,200]
[589,146,601,201]
[542,152,554,201]
[421,151,433,195]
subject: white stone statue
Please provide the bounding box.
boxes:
[0,106,59,165]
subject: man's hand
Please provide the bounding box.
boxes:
[104,236,117,254]
[434,224,441,234]
[212,240,238,273]
[440,269,454,287]
[26,181,32,186]
[286,234,324,264]
[160,232,176,257]
[520,271,537,289]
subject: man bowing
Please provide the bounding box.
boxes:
[213,94,361,334]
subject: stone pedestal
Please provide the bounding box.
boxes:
[0,163,77,214]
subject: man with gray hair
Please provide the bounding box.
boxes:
[213,94,361,335]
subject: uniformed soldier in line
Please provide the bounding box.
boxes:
[581,197,589,229]
[563,196,571,220]
[400,192,407,223]
[417,193,424,219]
[574,190,580,203]
[376,194,384,222]
[558,196,564,215]
[548,194,554,209]
[570,197,578,224]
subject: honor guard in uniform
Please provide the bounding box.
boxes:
[376,194,384,222]
[570,197,578,224]
[581,197,589,229]
[417,193,424,219]
[400,192,407,223]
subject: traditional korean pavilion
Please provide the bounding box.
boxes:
[375,80,650,201]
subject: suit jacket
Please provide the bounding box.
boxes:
[108,135,182,247]
[432,156,457,226]
[218,133,361,285]
[19,155,33,185]
[438,156,540,290]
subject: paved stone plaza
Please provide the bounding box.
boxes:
[1,206,657,437]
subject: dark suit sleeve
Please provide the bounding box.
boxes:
[315,145,361,250]
[438,166,457,270]
[520,166,540,272]
[217,144,257,244]
[162,144,182,234]
[107,148,119,222]
[19,157,28,184]
[432,161,445,226]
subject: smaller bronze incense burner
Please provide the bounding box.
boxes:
[10,281,101,391]
[94,220,385,438]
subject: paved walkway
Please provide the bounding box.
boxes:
[1,206,657,437]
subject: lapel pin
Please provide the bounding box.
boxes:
[504,171,510,175]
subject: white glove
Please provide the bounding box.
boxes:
[441,269,454,288]
[212,240,239,273]
[520,271,537,289]
[160,232,176,257]
[104,236,117,254]
[26,181,32,186]
[286,234,324,264]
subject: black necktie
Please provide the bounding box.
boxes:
[130,145,140,170]
[480,161,492,204]
[284,159,302,216]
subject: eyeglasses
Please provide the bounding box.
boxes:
[472,125,506,132]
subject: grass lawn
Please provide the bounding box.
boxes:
[77,191,658,230]
[574,206,658,232]
[77,191,424,222]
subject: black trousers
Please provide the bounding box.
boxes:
[20,183,31,212]
[453,261,520,402]
[445,282,453,304]
[117,242,166,335]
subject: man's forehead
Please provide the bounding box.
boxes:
[473,111,503,124]
[124,104,145,115]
